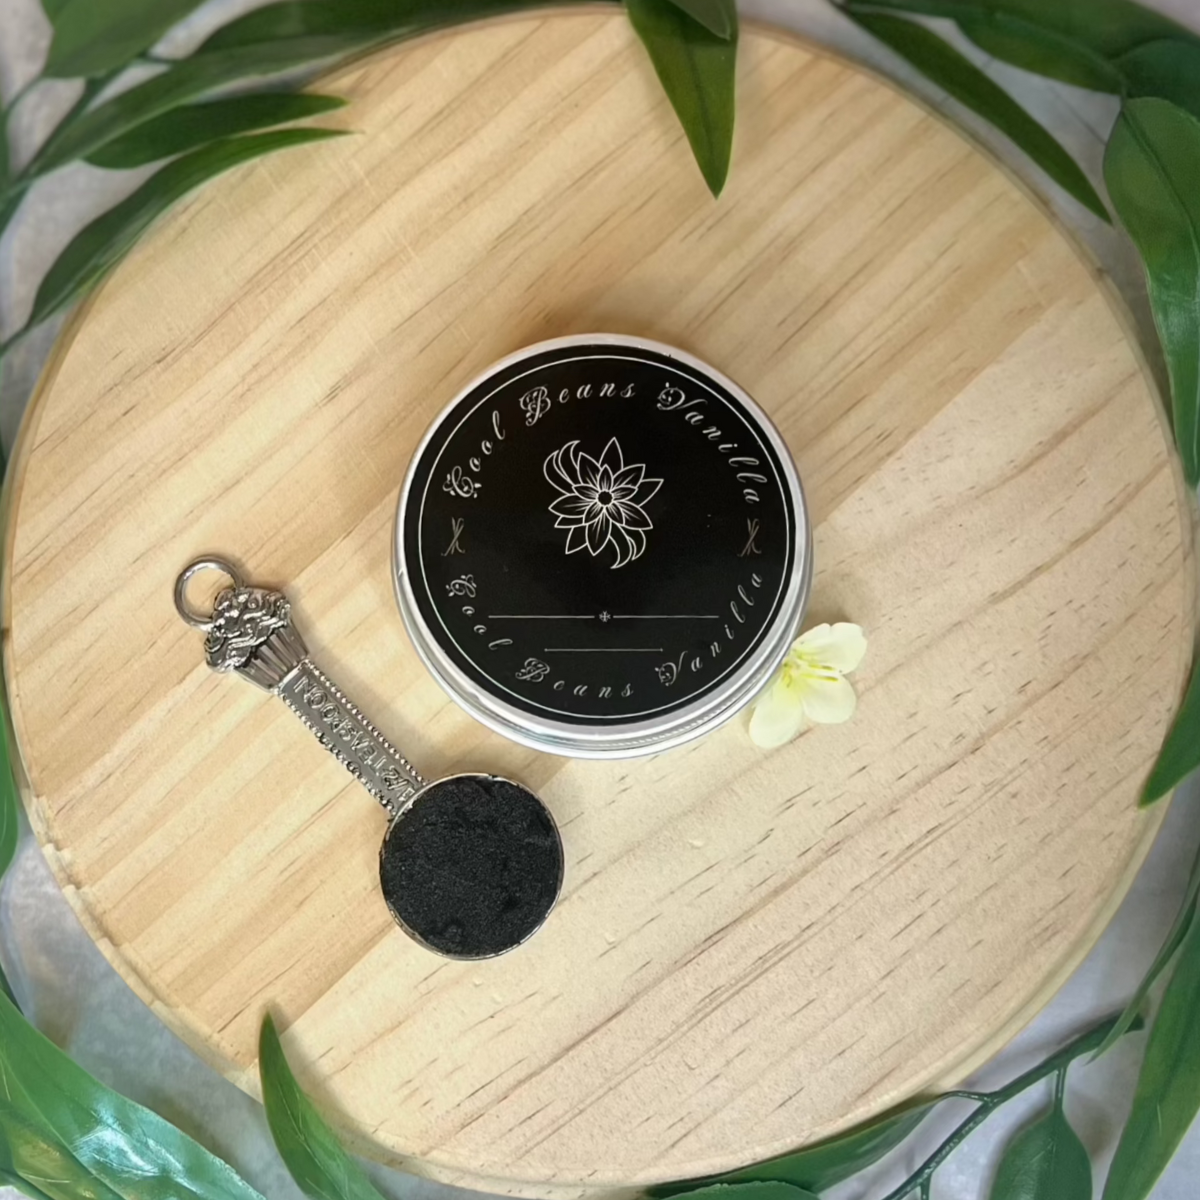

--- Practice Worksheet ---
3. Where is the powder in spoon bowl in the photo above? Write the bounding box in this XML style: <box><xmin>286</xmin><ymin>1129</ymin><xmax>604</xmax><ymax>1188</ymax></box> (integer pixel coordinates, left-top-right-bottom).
<box><xmin>379</xmin><ymin>774</ymin><xmax>564</xmax><ymax>959</ymax></box>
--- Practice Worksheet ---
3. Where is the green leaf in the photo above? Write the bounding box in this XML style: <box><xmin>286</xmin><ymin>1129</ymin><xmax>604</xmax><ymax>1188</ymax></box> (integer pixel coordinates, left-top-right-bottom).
<box><xmin>44</xmin><ymin>0</ymin><xmax>209</xmax><ymax>79</ymax></box>
<box><xmin>625</xmin><ymin>0</ymin><xmax>738</xmax><ymax>196</ymax></box>
<box><xmin>0</xmin><ymin>987</ymin><xmax>265</xmax><ymax>1199</ymax></box>
<box><xmin>1</xmin><ymin>1171</ymin><xmax>57</xmax><ymax>1200</ymax></box>
<box><xmin>664</xmin><ymin>0</ymin><xmax>735</xmax><ymax>40</ymax></box>
<box><xmin>1104</xmin><ymin>98</ymin><xmax>1200</xmax><ymax>489</ymax></box>
<box><xmin>845</xmin><ymin>11</ymin><xmax>1108</xmax><ymax>220</ymax></box>
<box><xmin>29</xmin><ymin>128</ymin><xmax>344</xmax><ymax>331</ymax></box>
<box><xmin>659</xmin><ymin>1186</ymin><xmax>819</xmax><ymax>1200</ymax></box>
<box><xmin>0</xmin><ymin>699</ymin><xmax>21</xmax><ymax>1015</ymax></box>
<box><xmin>1096</xmin><ymin>838</ymin><xmax>1200</xmax><ymax>1057</ymax></box>
<box><xmin>663</xmin><ymin>1016</ymin><xmax>1137</xmax><ymax>1200</ymax></box>
<box><xmin>33</xmin><ymin>51</ymin><xmax>337</xmax><ymax>175</ymax></box>
<box><xmin>1119</xmin><ymin>40</ymin><xmax>1200</xmax><ymax>123</ymax></box>
<box><xmin>30</xmin><ymin>0</ymin><xmax>600</xmax><ymax>176</ymax></box>
<box><xmin>1142</xmin><ymin>658</ymin><xmax>1200</xmax><ymax>805</ymax></box>
<box><xmin>85</xmin><ymin>93</ymin><xmax>347</xmax><ymax>169</ymax></box>
<box><xmin>1103</xmin><ymin>907</ymin><xmax>1200</xmax><ymax>1200</ymax></box>
<box><xmin>197</xmin><ymin>0</ymin><xmax>602</xmax><ymax>54</ymax></box>
<box><xmin>844</xmin><ymin>1</ymin><xmax>1200</xmax><ymax>92</ymax></box>
<box><xmin>952</xmin><ymin>14</ymin><xmax>1121</xmax><ymax>93</ymax></box>
<box><xmin>0</xmin><ymin>186</ymin><xmax>23</xmax><ymax>247</ymax></box>
<box><xmin>0</xmin><ymin>101</ymin><xmax>10</xmax><ymax>190</ymax></box>
<box><xmin>651</xmin><ymin>1104</ymin><xmax>933</xmax><ymax>1196</ymax></box>
<box><xmin>0</xmin><ymin>695</ymin><xmax>20</xmax><ymax>881</ymax></box>
<box><xmin>0</xmin><ymin>1093</ymin><xmax>126</xmax><ymax>1200</ymax></box>
<box><xmin>989</xmin><ymin>1072</ymin><xmax>1091</xmax><ymax>1199</ymax></box>
<box><xmin>259</xmin><ymin>1015</ymin><xmax>387</xmax><ymax>1200</ymax></box>
<box><xmin>0</xmin><ymin>960</ymin><xmax>20</xmax><ymax>1013</ymax></box>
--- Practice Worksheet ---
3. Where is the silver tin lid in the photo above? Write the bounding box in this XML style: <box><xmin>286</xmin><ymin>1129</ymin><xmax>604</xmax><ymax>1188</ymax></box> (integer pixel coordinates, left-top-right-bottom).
<box><xmin>393</xmin><ymin>335</ymin><xmax>812</xmax><ymax>758</ymax></box>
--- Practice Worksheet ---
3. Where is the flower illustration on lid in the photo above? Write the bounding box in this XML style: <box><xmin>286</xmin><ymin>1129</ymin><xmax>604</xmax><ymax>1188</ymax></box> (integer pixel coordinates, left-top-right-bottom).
<box><xmin>544</xmin><ymin>437</ymin><xmax>663</xmax><ymax>569</ymax></box>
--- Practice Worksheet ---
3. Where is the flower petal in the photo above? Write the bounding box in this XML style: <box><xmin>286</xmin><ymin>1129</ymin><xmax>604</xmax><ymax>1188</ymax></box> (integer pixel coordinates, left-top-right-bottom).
<box><xmin>564</xmin><ymin>524</ymin><xmax>588</xmax><ymax>555</ymax></box>
<box><xmin>549</xmin><ymin>494</ymin><xmax>591</xmax><ymax>523</ymax></box>
<box><xmin>629</xmin><ymin>475</ymin><xmax>663</xmax><ymax>507</ymax></box>
<box><xmin>586</xmin><ymin>511</ymin><xmax>611</xmax><ymax>556</ymax></box>
<box><xmin>576</xmin><ymin>483</ymin><xmax>599</xmax><ymax>501</ymax></box>
<box><xmin>543</xmin><ymin>442</ymin><xmax>580</xmax><ymax>493</ymax></box>
<box><xmin>599</xmin><ymin>437</ymin><xmax>624</xmax><ymax>476</ymax></box>
<box><xmin>597</xmin><ymin>466</ymin><xmax>614</xmax><ymax>493</ymax></box>
<box><xmin>793</xmin><ymin>623</ymin><xmax>867</xmax><ymax>674</ymax></box>
<box><xmin>749</xmin><ymin>678</ymin><xmax>808</xmax><ymax>748</ymax></box>
<box><xmin>800</xmin><ymin>673</ymin><xmax>858</xmax><ymax>724</ymax></box>
<box><xmin>609</xmin><ymin>523</ymin><xmax>639</xmax><ymax>568</ymax></box>
<box><xmin>611</xmin><ymin>499</ymin><xmax>652</xmax><ymax>530</ymax></box>
<box><xmin>612</xmin><ymin>463</ymin><xmax>644</xmax><ymax>491</ymax></box>
<box><xmin>577</xmin><ymin>453</ymin><xmax>602</xmax><ymax>490</ymax></box>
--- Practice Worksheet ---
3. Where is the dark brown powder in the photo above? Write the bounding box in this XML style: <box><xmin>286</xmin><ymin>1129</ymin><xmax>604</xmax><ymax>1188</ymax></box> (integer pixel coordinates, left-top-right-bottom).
<box><xmin>379</xmin><ymin>775</ymin><xmax>563</xmax><ymax>959</ymax></box>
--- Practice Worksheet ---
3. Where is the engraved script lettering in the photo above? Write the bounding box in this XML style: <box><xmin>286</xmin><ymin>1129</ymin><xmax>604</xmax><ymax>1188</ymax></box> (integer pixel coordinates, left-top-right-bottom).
<box><xmin>414</xmin><ymin>349</ymin><xmax>792</xmax><ymax>730</ymax></box>
<box><xmin>516</xmin><ymin>658</ymin><xmax>551</xmax><ymax>682</ymax></box>
<box><xmin>520</xmin><ymin>386</ymin><xmax>551</xmax><ymax>426</ymax></box>
<box><xmin>657</xmin><ymin>384</ymin><xmax>706</xmax><ymax>412</ymax></box>
<box><xmin>286</xmin><ymin>670</ymin><xmax>417</xmax><ymax>801</ymax></box>
<box><xmin>524</xmin><ymin>380</ymin><xmax>634</xmax><ymax>426</ymax></box>
<box><xmin>443</xmin><ymin>465</ymin><xmax>480</xmax><ymax>499</ymax></box>
<box><xmin>657</xmin><ymin>381</ymin><xmax>771</xmax><ymax>504</ymax></box>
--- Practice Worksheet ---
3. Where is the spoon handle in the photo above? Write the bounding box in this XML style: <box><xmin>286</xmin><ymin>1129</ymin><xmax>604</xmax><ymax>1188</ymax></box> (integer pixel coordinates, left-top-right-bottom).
<box><xmin>174</xmin><ymin>557</ymin><xmax>426</xmax><ymax>817</ymax></box>
<box><xmin>279</xmin><ymin>661</ymin><xmax>425</xmax><ymax>815</ymax></box>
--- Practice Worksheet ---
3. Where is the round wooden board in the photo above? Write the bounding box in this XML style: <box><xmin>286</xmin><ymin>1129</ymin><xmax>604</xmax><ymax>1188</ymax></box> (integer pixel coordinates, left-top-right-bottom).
<box><xmin>4</xmin><ymin>10</ymin><xmax>1196</xmax><ymax>1195</ymax></box>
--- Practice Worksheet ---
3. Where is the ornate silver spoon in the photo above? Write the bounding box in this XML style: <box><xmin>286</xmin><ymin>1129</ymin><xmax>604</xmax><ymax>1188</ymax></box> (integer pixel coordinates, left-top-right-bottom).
<box><xmin>174</xmin><ymin>557</ymin><xmax>564</xmax><ymax>960</ymax></box>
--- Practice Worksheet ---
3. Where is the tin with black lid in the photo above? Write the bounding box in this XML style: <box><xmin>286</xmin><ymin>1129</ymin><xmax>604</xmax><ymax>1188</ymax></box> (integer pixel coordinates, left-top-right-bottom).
<box><xmin>393</xmin><ymin>335</ymin><xmax>812</xmax><ymax>758</ymax></box>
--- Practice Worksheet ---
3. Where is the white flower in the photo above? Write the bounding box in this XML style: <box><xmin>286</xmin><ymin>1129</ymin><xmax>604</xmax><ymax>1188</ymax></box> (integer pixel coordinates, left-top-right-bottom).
<box><xmin>544</xmin><ymin>437</ymin><xmax>662</xmax><ymax>569</ymax></box>
<box><xmin>748</xmin><ymin>623</ymin><xmax>867</xmax><ymax>748</ymax></box>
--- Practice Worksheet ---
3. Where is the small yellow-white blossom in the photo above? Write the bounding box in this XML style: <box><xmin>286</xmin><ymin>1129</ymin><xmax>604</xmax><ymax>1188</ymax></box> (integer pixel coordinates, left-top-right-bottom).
<box><xmin>748</xmin><ymin>623</ymin><xmax>867</xmax><ymax>748</ymax></box>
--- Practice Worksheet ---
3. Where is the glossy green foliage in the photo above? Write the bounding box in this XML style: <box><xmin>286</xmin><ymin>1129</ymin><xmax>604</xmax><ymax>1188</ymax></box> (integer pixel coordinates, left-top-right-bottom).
<box><xmin>844</xmin><ymin>0</ymin><xmax>1199</xmax><ymax>91</ymax></box>
<box><xmin>664</xmin><ymin>0</ymin><xmax>736</xmax><ymax>39</ymax></box>
<box><xmin>652</xmin><ymin>1105</ymin><xmax>932</xmax><ymax>1197</ymax></box>
<box><xmin>86</xmin><ymin>94</ymin><xmax>347</xmax><ymax>169</ymax></box>
<box><xmin>989</xmin><ymin>1074</ymin><xmax>1091</xmax><ymax>1199</ymax></box>
<box><xmin>31</xmin><ymin>129</ymin><xmax>344</xmax><ymax>328</ymax></box>
<box><xmin>0</xmin><ymin>987</ymin><xmax>265</xmax><ymax>1200</ymax></box>
<box><xmin>1105</xmin><ymin>99</ymin><xmax>1200</xmax><ymax>489</ymax></box>
<box><xmin>259</xmin><ymin>1016</ymin><xmax>387</xmax><ymax>1200</ymax></box>
<box><xmin>1103</xmin><ymin>911</ymin><xmax>1200</xmax><ymax>1199</ymax></box>
<box><xmin>846</xmin><ymin>9</ymin><xmax>1108</xmax><ymax>219</ymax></box>
<box><xmin>43</xmin><ymin>0</ymin><xmax>209</xmax><ymax>78</ymax></box>
<box><xmin>625</xmin><ymin>0</ymin><xmax>738</xmax><ymax>195</ymax></box>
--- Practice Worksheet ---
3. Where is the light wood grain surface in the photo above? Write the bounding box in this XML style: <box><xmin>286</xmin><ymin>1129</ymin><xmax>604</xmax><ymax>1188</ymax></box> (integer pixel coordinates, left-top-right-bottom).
<box><xmin>3</xmin><ymin>11</ymin><xmax>1196</xmax><ymax>1196</ymax></box>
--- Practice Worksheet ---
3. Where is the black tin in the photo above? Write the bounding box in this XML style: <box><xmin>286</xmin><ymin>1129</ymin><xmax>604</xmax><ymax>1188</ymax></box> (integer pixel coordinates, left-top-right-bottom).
<box><xmin>393</xmin><ymin>335</ymin><xmax>812</xmax><ymax>758</ymax></box>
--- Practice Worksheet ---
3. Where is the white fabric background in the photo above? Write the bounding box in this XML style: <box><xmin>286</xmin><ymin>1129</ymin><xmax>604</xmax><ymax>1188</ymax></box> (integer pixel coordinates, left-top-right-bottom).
<box><xmin>0</xmin><ymin>2</ymin><xmax>1198</xmax><ymax>1198</ymax></box>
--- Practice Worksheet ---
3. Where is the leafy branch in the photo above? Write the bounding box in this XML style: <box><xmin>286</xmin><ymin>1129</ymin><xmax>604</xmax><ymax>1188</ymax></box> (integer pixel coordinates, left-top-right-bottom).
<box><xmin>0</xmin><ymin>2</ymin><xmax>1199</xmax><ymax>1200</ymax></box>
<box><xmin>667</xmin><ymin>2</ymin><xmax>1200</xmax><ymax>1197</ymax></box>
<box><xmin>657</xmin><ymin>1013</ymin><xmax>1134</xmax><ymax>1200</ymax></box>
<box><xmin>805</xmin><ymin>2</ymin><xmax>1200</xmax><ymax>1195</ymax></box>
<box><xmin>871</xmin><ymin>1023</ymin><xmax>1107</xmax><ymax>1200</ymax></box>
<box><xmin>0</xmin><ymin>0</ymin><xmax>740</xmax><ymax>366</ymax></box>
<box><xmin>988</xmin><ymin>1065</ymin><xmax>1091</xmax><ymax>1200</ymax></box>
<box><xmin>0</xmin><ymin>0</ymin><xmax>739</xmax><ymax>364</ymax></box>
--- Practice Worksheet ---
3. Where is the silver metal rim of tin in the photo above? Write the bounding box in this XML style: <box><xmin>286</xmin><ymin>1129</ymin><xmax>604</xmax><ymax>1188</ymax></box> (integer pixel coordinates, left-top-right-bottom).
<box><xmin>392</xmin><ymin>333</ymin><xmax>813</xmax><ymax>759</ymax></box>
